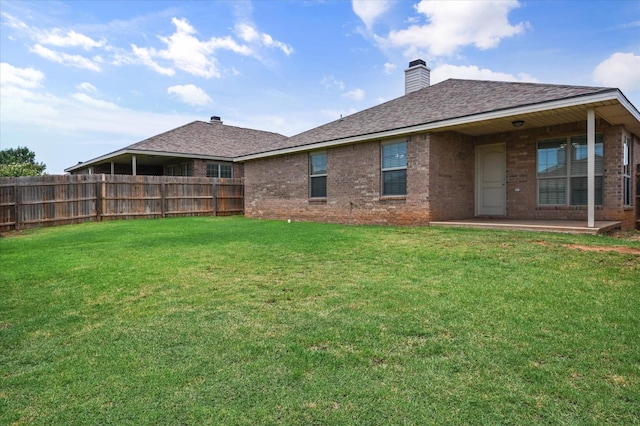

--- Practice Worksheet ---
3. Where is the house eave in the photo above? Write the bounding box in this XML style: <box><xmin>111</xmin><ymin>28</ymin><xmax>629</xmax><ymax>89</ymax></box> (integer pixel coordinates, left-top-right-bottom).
<box><xmin>236</xmin><ymin>90</ymin><xmax>639</xmax><ymax>161</ymax></box>
<box><xmin>65</xmin><ymin>149</ymin><xmax>235</xmax><ymax>172</ymax></box>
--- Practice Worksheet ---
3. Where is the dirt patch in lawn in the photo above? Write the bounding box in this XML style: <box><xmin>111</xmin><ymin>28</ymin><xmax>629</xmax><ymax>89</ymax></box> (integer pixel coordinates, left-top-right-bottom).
<box><xmin>562</xmin><ymin>244</ymin><xmax>640</xmax><ymax>255</ymax></box>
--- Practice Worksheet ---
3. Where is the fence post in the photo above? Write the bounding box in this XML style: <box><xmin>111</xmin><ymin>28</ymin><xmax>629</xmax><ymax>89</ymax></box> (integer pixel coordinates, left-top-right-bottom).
<box><xmin>161</xmin><ymin>181</ymin><xmax>166</xmax><ymax>218</ymax></box>
<box><xmin>14</xmin><ymin>182</ymin><xmax>20</xmax><ymax>231</ymax></box>
<box><xmin>96</xmin><ymin>174</ymin><xmax>105</xmax><ymax>222</ymax></box>
<box><xmin>213</xmin><ymin>180</ymin><xmax>218</xmax><ymax>216</ymax></box>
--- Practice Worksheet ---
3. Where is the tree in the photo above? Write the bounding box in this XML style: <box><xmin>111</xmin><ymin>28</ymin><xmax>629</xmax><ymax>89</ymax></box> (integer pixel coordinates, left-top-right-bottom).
<box><xmin>0</xmin><ymin>147</ymin><xmax>46</xmax><ymax>177</ymax></box>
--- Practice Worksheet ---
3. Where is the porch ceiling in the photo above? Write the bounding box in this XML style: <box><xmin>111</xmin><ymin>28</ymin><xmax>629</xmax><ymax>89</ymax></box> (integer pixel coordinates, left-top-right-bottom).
<box><xmin>96</xmin><ymin>152</ymin><xmax>170</xmax><ymax>167</ymax></box>
<box><xmin>69</xmin><ymin>150</ymin><xmax>234</xmax><ymax>172</ymax></box>
<box><xmin>432</xmin><ymin>99</ymin><xmax>640</xmax><ymax>137</ymax></box>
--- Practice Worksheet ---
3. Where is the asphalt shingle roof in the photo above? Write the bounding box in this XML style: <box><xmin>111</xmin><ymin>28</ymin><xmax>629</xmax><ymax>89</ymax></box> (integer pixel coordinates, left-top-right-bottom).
<box><xmin>260</xmin><ymin>78</ymin><xmax>615</xmax><ymax>154</ymax></box>
<box><xmin>125</xmin><ymin>79</ymin><xmax>614</xmax><ymax>159</ymax></box>
<box><xmin>127</xmin><ymin>121</ymin><xmax>290</xmax><ymax>158</ymax></box>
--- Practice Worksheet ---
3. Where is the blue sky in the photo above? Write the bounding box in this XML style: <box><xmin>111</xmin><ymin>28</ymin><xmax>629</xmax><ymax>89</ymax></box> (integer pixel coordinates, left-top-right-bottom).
<box><xmin>1</xmin><ymin>0</ymin><xmax>639</xmax><ymax>174</ymax></box>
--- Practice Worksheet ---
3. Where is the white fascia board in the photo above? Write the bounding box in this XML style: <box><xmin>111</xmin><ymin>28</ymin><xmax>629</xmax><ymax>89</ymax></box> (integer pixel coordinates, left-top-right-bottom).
<box><xmin>616</xmin><ymin>90</ymin><xmax>640</xmax><ymax>122</ymax></box>
<box><xmin>65</xmin><ymin>149</ymin><xmax>233</xmax><ymax>172</ymax></box>
<box><xmin>237</xmin><ymin>91</ymin><xmax>628</xmax><ymax>161</ymax></box>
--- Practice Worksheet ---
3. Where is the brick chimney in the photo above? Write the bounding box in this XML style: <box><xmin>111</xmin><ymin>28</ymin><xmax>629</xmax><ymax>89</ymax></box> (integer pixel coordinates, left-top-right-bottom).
<box><xmin>404</xmin><ymin>59</ymin><xmax>430</xmax><ymax>95</ymax></box>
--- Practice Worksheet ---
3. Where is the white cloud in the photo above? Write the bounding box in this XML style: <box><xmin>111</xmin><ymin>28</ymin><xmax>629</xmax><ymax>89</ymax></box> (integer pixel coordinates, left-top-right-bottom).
<box><xmin>0</xmin><ymin>83</ymin><xmax>198</xmax><ymax>139</ymax></box>
<box><xmin>384</xmin><ymin>62</ymin><xmax>396</xmax><ymax>74</ymax></box>
<box><xmin>1</xmin><ymin>12</ymin><xmax>30</xmax><ymax>31</ymax></box>
<box><xmin>132</xmin><ymin>17</ymin><xmax>252</xmax><ymax>78</ymax></box>
<box><xmin>262</xmin><ymin>33</ymin><xmax>294</xmax><ymax>56</ymax></box>
<box><xmin>72</xmin><ymin>93</ymin><xmax>121</xmax><ymax>110</ymax></box>
<box><xmin>36</xmin><ymin>29</ymin><xmax>105</xmax><ymax>50</ymax></box>
<box><xmin>379</xmin><ymin>0</ymin><xmax>526</xmax><ymax>57</ymax></box>
<box><xmin>343</xmin><ymin>88</ymin><xmax>365</xmax><ymax>101</ymax></box>
<box><xmin>130</xmin><ymin>45</ymin><xmax>176</xmax><ymax>76</ymax></box>
<box><xmin>0</xmin><ymin>62</ymin><xmax>45</xmax><ymax>88</ymax></box>
<box><xmin>31</xmin><ymin>44</ymin><xmax>101</xmax><ymax>71</ymax></box>
<box><xmin>321</xmin><ymin>75</ymin><xmax>345</xmax><ymax>91</ymax></box>
<box><xmin>235</xmin><ymin>23</ymin><xmax>293</xmax><ymax>56</ymax></box>
<box><xmin>236</xmin><ymin>22</ymin><xmax>260</xmax><ymax>43</ymax></box>
<box><xmin>593</xmin><ymin>52</ymin><xmax>640</xmax><ymax>92</ymax></box>
<box><xmin>167</xmin><ymin>84</ymin><xmax>212</xmax><ymax>106</ymax></box>
<box><xmin>352</xmin><ymin>0</ymin><xmax>393</xmax><ymax>30</ymax></box>
<box><xmin>431</xmin><ymin>64</ymin><xmax>539</xmax><ymax>84</ymax></box>
<box><xmin>76</xmin><ymin>82</ymin><xmax>97</xmax><ymax>93</ymax></box>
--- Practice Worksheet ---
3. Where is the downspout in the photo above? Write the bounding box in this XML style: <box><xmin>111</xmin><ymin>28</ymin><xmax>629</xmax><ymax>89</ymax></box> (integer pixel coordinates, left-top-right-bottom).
<box><xmin>587</xmin><ymin>108</ymin><xmax>595</xmax><ymax>228</ymax></box>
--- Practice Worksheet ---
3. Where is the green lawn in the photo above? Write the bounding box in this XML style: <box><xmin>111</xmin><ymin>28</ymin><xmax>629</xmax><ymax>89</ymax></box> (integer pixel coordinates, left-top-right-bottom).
<box><xmin>1</xmin><ymin>217</ymin><xmax>639</xmax><ymax>425</ymax></box>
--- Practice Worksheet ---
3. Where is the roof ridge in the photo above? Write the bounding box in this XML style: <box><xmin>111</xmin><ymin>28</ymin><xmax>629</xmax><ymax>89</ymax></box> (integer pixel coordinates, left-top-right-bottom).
<box><xmin>440</xmin><ymin>78</ymin><xmax>614</xmax><ymax>91</ymax></box>
<box><xmin>193</xmin><ymin>120</ymin><xmax>289</xmax><ymax>138</ymax></box>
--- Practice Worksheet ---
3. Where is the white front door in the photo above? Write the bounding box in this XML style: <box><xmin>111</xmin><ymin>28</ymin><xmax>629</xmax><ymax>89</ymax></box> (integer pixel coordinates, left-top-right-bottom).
<box><xmin>476</xmin><ymin>143</ymin><xmax>506</xmax><ymax>216</ymax></box>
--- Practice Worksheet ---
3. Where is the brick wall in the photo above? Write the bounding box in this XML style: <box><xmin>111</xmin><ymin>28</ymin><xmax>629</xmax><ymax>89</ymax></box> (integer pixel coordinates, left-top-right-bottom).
<box><xmin>245</xmin><ymin>137</ymin><xmax>430</xmax><ymax>225</ymax></box>
<box><xmin>428</xmin><ymin>132</ymin><xmax>475</xmax><ymax>220</ymax></box>
<box><xmin>476</xmin><ymin>120</ymin><xmax>636</xmax><ymax>228</ymax></box>
<box><xmin>634</xmin><ymin>134</ymin><xmax>640</xmax><ymax>229</ymax></box>
<box><xmin>245</xmin><ymin>120</ymin><xmax>638</xmax><ymax>230</ymax></box>
<box><xmin>189</xmin><ymin>160</ymin><xmax>242</xmax><ymax>178</ymax></box>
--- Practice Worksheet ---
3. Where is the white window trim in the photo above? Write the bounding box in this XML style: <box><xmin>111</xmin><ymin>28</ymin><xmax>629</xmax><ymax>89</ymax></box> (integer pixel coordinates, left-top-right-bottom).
<box><xmin>536</xmin><ymin>134</ymin><xmax>603</xmax><ymax>206</ymax></box>
<box><xmin>381</xmin><ymin>140</ymin><xmax>408</xmax><ymax>196</ymax></box>
<box><xmin>309</xmin><ymin>151</ymin><xmax>327</xmax><ymax>199</ymax></box>
<box><xmin>207</xmin><ymin>162</ymin><xmax>233</xmax><ymax>178</ymax></box>
<box><xmin>623</xmin><ymin>136</ymin><xmax>632</xmax><ymax>207</ymax></box>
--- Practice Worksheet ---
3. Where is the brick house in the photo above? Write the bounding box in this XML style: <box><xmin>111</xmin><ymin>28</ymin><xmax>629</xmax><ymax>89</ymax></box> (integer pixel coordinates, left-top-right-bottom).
<box><xmin>238</xmin><ymin>61</ymin><xmax>640</xmax><ymax>230</ymax></box>
<box><xmin>66</xmin><ymin>61</ymin><xmax>640</xmax><ymax>230</ymax></box>
<box><xmin>65</xmin><ymin>116</ymin><xmax>289</xmax><ymax>179</ymax></box>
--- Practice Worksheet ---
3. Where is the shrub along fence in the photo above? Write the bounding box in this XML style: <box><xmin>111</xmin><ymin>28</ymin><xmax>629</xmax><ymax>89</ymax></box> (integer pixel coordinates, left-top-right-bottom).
<box><xmin>0</xmin><ymin>175</ymin><xmax>244</xmax><ymax>232</ymax></box>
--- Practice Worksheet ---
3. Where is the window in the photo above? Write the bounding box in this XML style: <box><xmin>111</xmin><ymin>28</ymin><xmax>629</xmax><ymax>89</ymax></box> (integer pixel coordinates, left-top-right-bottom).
<box><xmin>382</xmin><ymin>141</ymin><xmax>407</xmax><ymax>196</ymax></box>
<box><xmin>537</xmin><ymin>134</ymin><xmax>603</xmax><ymax>206</ymax></box>
<box><xmin>623</xmin><ymin>136</ymin><xmax>632</xmax><ymax>206</ymax></box>
<box><xmin>207</xmin><ymin>163</ymin><xmax>233</xmax><ymax>178</ymax></box>
<box><xmin>167</xmin><ymin>162</ymin><xmax>192</xmax><ymax>176</ymax></box>
<box><xmin>309</xmin><ymin>152</ymin><xmax>327</xmax><ymax>198</ymax></box>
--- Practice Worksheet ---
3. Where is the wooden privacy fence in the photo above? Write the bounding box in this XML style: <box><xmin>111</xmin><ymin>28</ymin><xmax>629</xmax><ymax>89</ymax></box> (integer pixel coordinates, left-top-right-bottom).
<box><xmin>0</xmin><ymin>175</ymin><xmax>244</xmax><ymax>232</ymax></box>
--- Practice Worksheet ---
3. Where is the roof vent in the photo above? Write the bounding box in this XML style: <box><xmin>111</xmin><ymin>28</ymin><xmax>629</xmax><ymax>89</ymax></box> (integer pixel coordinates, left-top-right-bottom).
<box><xmin>210</xmin><ymin>116</ymin><xmax>223</xmax><ymax>124</ymax></box>
<box><xmin>405</xmin><ymin>59</ymin><xmax>430</xmax><ymax>95</ymax></box>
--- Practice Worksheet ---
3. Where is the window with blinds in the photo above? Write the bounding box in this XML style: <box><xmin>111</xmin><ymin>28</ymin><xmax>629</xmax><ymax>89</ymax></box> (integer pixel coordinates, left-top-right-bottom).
<box><xmin>309</xmin><ymin>152</ymin><xmax>327</xmax><ymax>198</ymax></box>
<box><xmin>381</xmin><ymin>141</ymin><xmax>407</xmax><ymax>196</ymax></box>
<box><xmin>537</xmin><ymin>134</ymin><xmax>603</xmax><ymax>206</ymax></box>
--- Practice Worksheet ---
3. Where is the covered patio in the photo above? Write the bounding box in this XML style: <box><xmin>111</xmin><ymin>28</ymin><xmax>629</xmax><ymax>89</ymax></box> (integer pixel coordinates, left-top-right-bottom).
<box><xmin>429</xmin><ymin>219</ymin><xmax>621</xmax><ymax>235</ymax></box>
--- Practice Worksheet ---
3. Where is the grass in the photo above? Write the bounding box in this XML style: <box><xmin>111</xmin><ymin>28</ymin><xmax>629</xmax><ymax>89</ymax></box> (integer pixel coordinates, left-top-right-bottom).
<box><xmin>1</xmin><ymin>217</ymin><xmax>639</xmax><ymax>425</ymax></box>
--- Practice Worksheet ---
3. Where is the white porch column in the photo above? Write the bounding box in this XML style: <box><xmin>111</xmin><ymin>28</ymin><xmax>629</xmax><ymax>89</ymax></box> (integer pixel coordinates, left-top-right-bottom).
<box><xmin>587</xmin><ymin>108</ymin><xmax>595</xmax><ymax>228</ymax></box>
<box><xmin>132</xmin><ymin>155</ymin><xmax>137</xmax><ymax>176</ymax></box>
<box><xmin>110</xmin><ymin>161</ymin><xmax>114</xmax><ymax>175</ymax></box>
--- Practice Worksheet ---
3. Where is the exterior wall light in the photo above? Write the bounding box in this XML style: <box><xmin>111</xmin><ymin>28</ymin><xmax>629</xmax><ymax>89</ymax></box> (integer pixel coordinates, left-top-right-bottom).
<box><xmin>512</xmin><ymin>120</ymin><xmax>525</xmax><ymax>128</ymax></box>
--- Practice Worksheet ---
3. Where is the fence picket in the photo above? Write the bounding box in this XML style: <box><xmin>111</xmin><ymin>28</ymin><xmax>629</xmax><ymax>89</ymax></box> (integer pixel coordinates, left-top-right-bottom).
<box><xmin>0</xmin><ymin>175</ymin><xmax>243</xmax><ymax>232</ymax></box>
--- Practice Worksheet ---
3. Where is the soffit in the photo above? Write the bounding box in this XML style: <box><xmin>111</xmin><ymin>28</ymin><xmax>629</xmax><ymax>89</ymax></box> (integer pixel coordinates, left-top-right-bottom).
<box><xmin>435</xmin><ymin>99</ymin><xmax>636</xmax><ymax>136</ymax></box>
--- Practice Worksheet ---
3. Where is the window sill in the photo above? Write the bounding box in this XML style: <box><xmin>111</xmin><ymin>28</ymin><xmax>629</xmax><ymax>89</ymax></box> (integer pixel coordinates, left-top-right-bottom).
<box><xmin>380</xmin><ymin>195</ymin><xmax>407</xmax><ymax>202</ymax></box>
<box><xmin>308</xmin><ymin>198</ymin><xmax>327</xmax><ymax>204</ymax></box>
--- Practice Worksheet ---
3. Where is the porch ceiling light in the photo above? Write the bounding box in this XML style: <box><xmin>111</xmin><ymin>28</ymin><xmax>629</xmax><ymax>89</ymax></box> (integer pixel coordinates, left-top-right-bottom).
<box><xmin>512</xmin><ymin>120</ymin><xmax>525</xmax><ymax>128</ymax></box>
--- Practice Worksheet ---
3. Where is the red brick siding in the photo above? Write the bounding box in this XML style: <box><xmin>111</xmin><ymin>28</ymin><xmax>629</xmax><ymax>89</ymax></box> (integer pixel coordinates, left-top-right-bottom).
<box><xmin>192</xmin><ymin>160</ymin><xmax>242</xmax><ymax>178</ymax></box>
<box><xmin>476</xmin><ymin>121</ymin><xmax>637</xmax><ymax>229</ymax></box>
<box><xmin>634</xmin><ymin>134</ymin><xmax>640</xmax><ymax>229</ymax></box>
<box><xmin>245</xmin><ymin>137</ymin><xmax>430</xmax><ymax>225</ymax></box>
<box><xmin>245</xmin><ymin>120</ymin><xmax>638</xmax><ymax>230</ymax></box>
<box><xmin>428</xmin><ymin>132</ymin><xmax>475</xmax><ymax>220</ymax></box>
